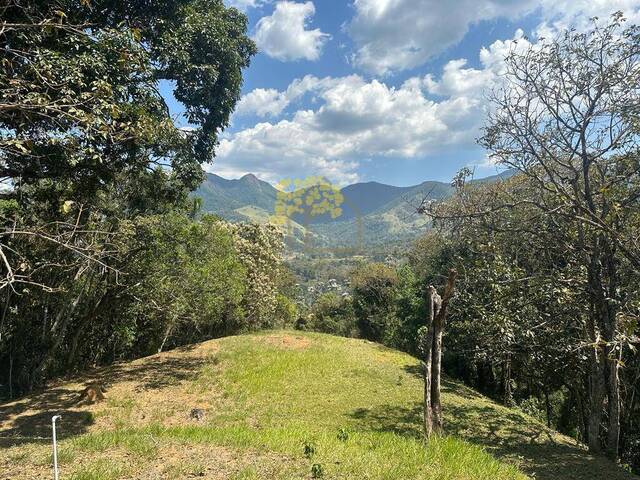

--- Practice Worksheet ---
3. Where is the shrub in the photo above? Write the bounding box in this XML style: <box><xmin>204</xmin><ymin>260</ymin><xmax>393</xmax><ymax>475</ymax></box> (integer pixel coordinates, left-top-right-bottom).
<box><xmin>307</xmin><ymin>293</ymin><xmax>357</xmax><ymax>337</ymax></box>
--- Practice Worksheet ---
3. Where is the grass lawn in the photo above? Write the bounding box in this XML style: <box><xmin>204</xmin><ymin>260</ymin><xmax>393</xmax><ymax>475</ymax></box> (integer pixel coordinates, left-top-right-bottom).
<box><xmin>0</xmin><ymin>331</ymin><xmax>635</xmax><ymax>479</ymax></box>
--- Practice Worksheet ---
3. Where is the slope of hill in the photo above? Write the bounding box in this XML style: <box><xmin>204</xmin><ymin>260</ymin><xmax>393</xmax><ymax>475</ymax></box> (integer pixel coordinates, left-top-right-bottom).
<box><xmin>1</xmin><ymin>332</ymin><xmax>632</xmax><ymax>480</ymax></box>
<box><xmin>196</xmin><ymin>173</ymin><xmax>278</xmax><ymax>220</ymax></box>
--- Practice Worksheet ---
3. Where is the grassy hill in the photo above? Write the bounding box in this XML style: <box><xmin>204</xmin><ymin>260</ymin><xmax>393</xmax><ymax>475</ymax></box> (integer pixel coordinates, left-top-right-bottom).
<box><xmin>1</xmin><ymin>332</ymin><xmax>632</xmax><ymax>479</ymax></box>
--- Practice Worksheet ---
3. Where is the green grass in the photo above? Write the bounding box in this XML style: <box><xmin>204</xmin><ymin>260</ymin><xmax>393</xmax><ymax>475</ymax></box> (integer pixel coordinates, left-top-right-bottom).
<box><xmin>1</xmin><ymin>331</ymin><xmax>634</xmax><ymax>479</ymax></box>
<box><xmin>68</xmin><ymin>459</ymin><xmax>127</xmax><ymax>480</ymax></box>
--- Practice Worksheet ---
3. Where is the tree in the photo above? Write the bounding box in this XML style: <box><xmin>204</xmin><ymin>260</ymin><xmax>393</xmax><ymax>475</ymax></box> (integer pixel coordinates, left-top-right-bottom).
<box><xmin>350</xmin><ymin>263</ymin><xmax>398</xmax><ymax>342</ymax></box>
<box><xmin>0</xmin><ymin>0</ymin><xmax>256</xmax><ymax>395</ymax></box>
<box><xmin>429</xmin><ymin>13</ymin><xmax>640</xmax><ymax>458</ymax></box>
<box><xmin>421</xmin><ymin>269</ymin><xmax>456</xmax><ymax>438</ymax></box>
<box><xmin>0</xmin><ymin>0</ymin><xmax>256</xmax><ymax>290</ymax></box>
<box><xmin>127</xmin><ymin>214</ymin><xmax>247</xmax><ymax>354</ymax></box>
<box><xmin>308</xmin><ymin>292</ymin><xmax>356</xmax><ymax>337</ymax></box>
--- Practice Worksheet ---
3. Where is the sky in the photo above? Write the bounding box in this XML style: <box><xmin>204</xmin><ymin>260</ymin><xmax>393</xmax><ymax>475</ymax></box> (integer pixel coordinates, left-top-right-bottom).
<box><xmin>163</xmin><ymin>0</ymin><xmax>640</xmax><ymax>187</ymax></box>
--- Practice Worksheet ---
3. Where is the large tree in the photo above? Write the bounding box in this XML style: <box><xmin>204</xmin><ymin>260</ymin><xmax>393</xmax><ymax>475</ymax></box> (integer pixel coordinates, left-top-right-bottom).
<box><xmin>0</xmin><ymin>0</ymin><xmax>255</xmax><ymax>288</ymax></box>
<box><xmin>0</xmin><ymin>0</ymin><xmax>256</xmax><ymax>393</ymax></box>
<box><xmin>470</xmin><ymin>13</ymin><xmax>639</xmax><ymax>458</ymax></box>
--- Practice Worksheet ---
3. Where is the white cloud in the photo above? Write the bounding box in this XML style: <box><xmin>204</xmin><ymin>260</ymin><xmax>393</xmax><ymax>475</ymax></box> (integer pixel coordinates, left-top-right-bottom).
<box><xmin>535</xmin><ymin>0</ymin><xmax>640</xmax><ymax>38</ymax></box>
<box><xmin>220</xmin><ymin>4</ymin><xmax>640</xmax><ymax>182</ymax></box>
<box><xmin>235</xmin><ymin>88</ymin><xmax>290</xmax><ymax>117</ymax></box>
<box><xmin>254</xmin><ymin>1</ymin><xmax>330</xmax><ymax>61</ymax></box>
<box><xmin>346</xmin><ymin>0</ymin><xmax>640</xmax><ymax>75</ymax></box>
<box><xmin>423</xmin><ymin>59</ymin><xmax>494</xmax><ymax>97</ymax></box>
<box><xmin>234</xmin><ymin>75</ymin><xmax>359</xmax><ymax>118</ymax></box>
<box><xmin>225</xmin><ymin>0</ymin><xmax>267</xmax><ymax>11</ymax></box>
<box><xmin>347</xmin><ymin>0</ymin><xmax>536</xmax><ymax>75</ymax></box>
<box><xmin>212</xmin><ymin>61</ymin><xmax>500</xmax><ymax>183</ymax></box>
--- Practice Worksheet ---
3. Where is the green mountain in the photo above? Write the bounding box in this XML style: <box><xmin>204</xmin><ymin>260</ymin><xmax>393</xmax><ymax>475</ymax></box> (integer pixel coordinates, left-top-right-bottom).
<box><xmin>194</xmin><ymin>171</ymin><xmax>509</xmax><ymax>249</ymax></box>
<box><xmin>196</xmin><ymin>173</ymin><xmax>278</xmax><ymax>221</ymax></box>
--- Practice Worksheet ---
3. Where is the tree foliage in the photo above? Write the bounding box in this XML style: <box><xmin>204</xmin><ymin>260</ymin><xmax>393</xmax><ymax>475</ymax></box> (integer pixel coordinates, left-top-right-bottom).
<box><xmin>0</xmin><ymin>0</ymin><xmax>269</xmax><ymax>397</ymax></box>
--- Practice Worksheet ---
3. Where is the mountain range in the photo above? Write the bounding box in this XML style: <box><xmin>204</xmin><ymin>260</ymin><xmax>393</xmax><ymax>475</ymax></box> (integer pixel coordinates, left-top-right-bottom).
<box><xmin>194</xmin><ymin>171</ymin><xmax>510</xmax><ymax>251</ymax></box>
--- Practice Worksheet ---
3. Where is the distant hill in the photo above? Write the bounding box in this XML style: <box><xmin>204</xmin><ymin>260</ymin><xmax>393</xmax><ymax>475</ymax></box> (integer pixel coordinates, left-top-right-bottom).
<box><xmin>196</xmin><ymin>173</ymin><xmax>278</xmax><ymax>221</ymax></box>
<box><xmin>194</xmin><ymin>171</ymin><xmax>511</xmax><ymax>249</ymax></box>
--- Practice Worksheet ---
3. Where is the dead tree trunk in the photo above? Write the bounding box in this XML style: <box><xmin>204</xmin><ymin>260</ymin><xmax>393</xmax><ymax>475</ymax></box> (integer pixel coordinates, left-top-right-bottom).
<box><xmin>423</xmin><ymin>288</ymin><xmax>436</xmax><ymax>439</ymax></box>
<box><xmin>424</xmin><ymin>269</ymin><xmax>457</xmax><ymax>439</ymax></box>
<box><xmin>429</xmin><ymin>286</ymin><xmax>442</xmax><ymax>434</ymax></box>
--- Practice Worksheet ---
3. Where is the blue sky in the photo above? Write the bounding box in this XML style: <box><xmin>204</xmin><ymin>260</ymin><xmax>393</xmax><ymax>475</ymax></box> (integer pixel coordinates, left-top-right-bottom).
<box><xmin>163</xmin><ymin>0</ymin><xmax>640</xmax><ymax>186</ymax></box>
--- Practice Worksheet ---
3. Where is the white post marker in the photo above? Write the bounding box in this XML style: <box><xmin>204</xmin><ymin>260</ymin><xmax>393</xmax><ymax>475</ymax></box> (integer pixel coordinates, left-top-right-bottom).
<box><xmin>51</xmin><ymin>415</ymin><xmax>61</xmax><ymax>480</ymax></box>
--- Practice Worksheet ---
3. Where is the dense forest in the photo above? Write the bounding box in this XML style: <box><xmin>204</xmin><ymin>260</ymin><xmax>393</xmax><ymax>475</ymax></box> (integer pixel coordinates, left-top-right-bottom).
<box><xmin>0</xmin><ymin>0</ymin><xmax>298</xmax><ymax>395</ymax></box>
<box><xmin>1</xmin><ymin>0</ymin><xmax>639</xmax><ymax>476</ymax></box>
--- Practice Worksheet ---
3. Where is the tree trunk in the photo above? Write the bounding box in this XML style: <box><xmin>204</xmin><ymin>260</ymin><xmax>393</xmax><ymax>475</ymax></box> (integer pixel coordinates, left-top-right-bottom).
<box><xmin>502</xmin><ymin>353</ymin><xmax>513</xmax><ymax>407</ymax></box>
<box><xmin>574</xmin><ymin>383</ymin><xmax>588</xmax><ymax>443</ymax></box>
<box><xmin>8</xmin><ymin>350</ymin><xmax>13</xmax><ymax>399</ymax></box>
<box><xmin>606</xmin><ymin>342</ymin><xmax>621</xmax><ymax>460</ymax></box>
<box><xmin>423</xmin><ymin>289</ymin><xmax>436</xmax><ymax>439</ymax></box>
<box><xmin>431</xmin><ymin>291</ymin><xmax>443</xmax><ymax>434</ymax></box>
<box><xmin>603</xmin><ymin>240</ymin><xmax>621</xmax><ymax>461</ymax></box>
<box><xmin>427</xmin><ymin>269</ymin><xmax>457</xmax><ymax>437</ymax></box>
<box><xmin>544</xmin><ymin>389</ymin><xmax>551</xmax><ymax>428</ymax></box>
<box><xmin>587</xmin><ymin>341</ymin><xmax>606</xmax><ymax>453</ymax></box>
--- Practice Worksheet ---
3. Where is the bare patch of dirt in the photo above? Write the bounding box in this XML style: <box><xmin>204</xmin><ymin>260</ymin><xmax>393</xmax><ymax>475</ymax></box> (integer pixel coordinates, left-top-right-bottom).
<box><xmin>261</xmin><ymin>334</ymin><xmax>311</xmax><ymax>350</ymax></box>
<box><xmin>0</xmin><ymin>340</ymin><xmax>223</xmax><ymax>447</ymax></box>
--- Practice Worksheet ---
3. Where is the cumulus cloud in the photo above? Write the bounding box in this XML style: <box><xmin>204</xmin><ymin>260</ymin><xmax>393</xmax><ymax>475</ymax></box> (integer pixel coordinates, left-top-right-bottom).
<box><xmin>347</xmin><ymin>0</ymin><xmax>536</xmax><ymax>75</ymax></box>
<box><xmin>234</xmin><ymin>75</ymin><xmax>337</xmax><ymax>118</ymax></box>
<box><xmin>254</xmin><ymin>1</ymin><xmax>330</xmax><ymax>61</ymax></box>
<box><xmin>225</xmin><ymin>0</ymin><xmax>267</xmax><ymax>11</ymax></box>
<box><xmin>235</xmin><ymin>89</ymin><xmax>289</xmax><ymax>117</ymax></box>
<box><xmin>346</xmin><ymin>0</ymin><xmax>640</xmax><ymax>75</ymax></box>
<box><xmin>535</xmin><ymin>0</ymin><xmax>640</xmax><ymax>38</ymax></box>
<box><xmin>219</xmin><ymin>3</ymin><xmax>640</xmax><ymax>182</ymax></box>
<box><xmin>212</xmin><ymin>50</ymin><xmax>509</xmax><ymax>183</ymax></box>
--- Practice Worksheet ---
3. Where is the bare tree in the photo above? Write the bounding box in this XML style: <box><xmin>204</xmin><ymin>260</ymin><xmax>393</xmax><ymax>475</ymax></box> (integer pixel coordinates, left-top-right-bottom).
<box><xmin>423</xmin><ymin>268</ymin><xmax>457</xmax><ymax>438</ymax></box>
<box><xmin>473</xmin><ymin>13</ymin><xmax>640</xmax><ymax>458</ymax></box>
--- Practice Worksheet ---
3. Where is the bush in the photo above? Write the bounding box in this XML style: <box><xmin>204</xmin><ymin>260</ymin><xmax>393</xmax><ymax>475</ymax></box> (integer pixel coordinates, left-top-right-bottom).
<box><xmin>350</xmin><ymin>263</ymin><xmax>398</xmax><ymax>342</ymax></box>
<box><xmin>307</xmin><ymin>293</ymin><xmax>357</xmax><ymax>337</ymax></box>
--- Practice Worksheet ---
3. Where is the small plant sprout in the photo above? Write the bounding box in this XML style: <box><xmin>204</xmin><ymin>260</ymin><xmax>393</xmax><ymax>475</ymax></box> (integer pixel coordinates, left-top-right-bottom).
<box><xmin>337</xmin><ymin>428</ymin><xmax>349</xmax><ymax>442</ymax></box>
<box><xmin>303</xmin><ymin>440</ymin><xmax>316</xmax><ymax>458</ymax></box>
<box><xmin>311</xmin><ymin>463</ymin><xmax>324</xmax><ymax>478</ymax></box>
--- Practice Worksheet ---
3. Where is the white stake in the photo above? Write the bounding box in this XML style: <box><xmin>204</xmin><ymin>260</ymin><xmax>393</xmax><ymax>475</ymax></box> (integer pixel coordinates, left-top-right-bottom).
<box><xmin>51</xmin><ymin>415</ymin><xmax>61</xmax><ymax>480</ymax></box>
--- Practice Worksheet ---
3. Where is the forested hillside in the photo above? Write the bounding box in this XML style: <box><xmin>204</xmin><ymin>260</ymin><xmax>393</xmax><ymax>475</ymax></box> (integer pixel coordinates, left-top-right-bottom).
<box><xmin>195</xmin><ymin>173</ymin><xmax>455</xmax><ymax>247</ymax></box>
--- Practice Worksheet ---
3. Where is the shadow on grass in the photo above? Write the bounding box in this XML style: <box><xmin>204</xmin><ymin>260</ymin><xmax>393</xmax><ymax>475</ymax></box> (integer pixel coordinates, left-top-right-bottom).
<box><xmin>0</xmin><ymin>387</ymin><xmax>94</xmax><ymax>448</ymax></box>
<box><xmin>0</xmin><ymin>354</ymin><xmax>207</xmax><ymax>448</ymax></box>
<box><xmin>350</xmin><ymin>403</ymin><xmax>423</xmax><ymax>439</ymax></box>
<box><xmin>349</xmin><ymin>377</ymin><xmax>635</xmax><ymax>480</ymax></box>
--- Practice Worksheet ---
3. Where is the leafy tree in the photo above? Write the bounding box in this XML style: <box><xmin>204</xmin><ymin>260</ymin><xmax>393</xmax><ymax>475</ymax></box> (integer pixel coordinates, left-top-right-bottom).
<box><xmin>350</xmin><ymin>263</ymin><xmax>399</xmax><ymax>343</ymax></box>
<box><xmin>0</xmin><ymin>0</ymin><xmax>256</xmax><ymax>395</ymax></box>
<box><xmin>127</xmin><ymin>214</ymin><xmax>247</xmax><ymax>354</ymax></box>
<box><xmin>225</xmin><ymin>222</ymin><xmax>287</xmax><ymax>329</ymax></box>
<box><xmin>308</xmin><ymin>292</ymin><xmax>356</xmax><ymax>337</ymax></box>
<box><xmin>476</xmin><ymin>13</ymin><xmax>640</xmax><ymax>458</ymax></box>
<box><xmin>0</xmin><ymin>0</ymin><xmax>256</xmax><ymax>290</ymax></box>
